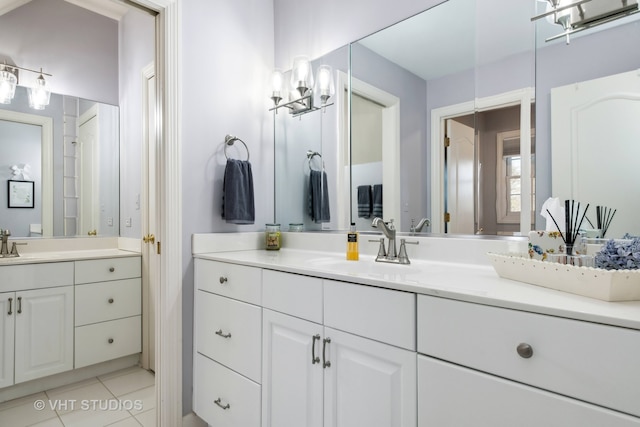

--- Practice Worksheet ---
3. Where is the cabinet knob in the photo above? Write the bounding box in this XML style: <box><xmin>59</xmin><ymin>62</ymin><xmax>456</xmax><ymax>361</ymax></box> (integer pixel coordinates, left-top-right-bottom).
<box><xmin>109</xmin><ymin>267</ymin><xmax>115</xmax><ymax>273</ymax></box>
<box><xmin>108</xmin><ymin>298</ymin><xmax>114</xmax><ymax>304</ymax></box>
<box><xmin>108</xmin><ymin>338</ymin><xmax>114</xmax><ymax>344</ymax></box>
<box><xmin>219</xmin><ymin>276</ymin><xmax>228</xmax><ymax>284</ymax></box>
<box><xmin>516</xmin><ymin>343</ymin><xmax>533</xmax><ymax>359</ymax></box>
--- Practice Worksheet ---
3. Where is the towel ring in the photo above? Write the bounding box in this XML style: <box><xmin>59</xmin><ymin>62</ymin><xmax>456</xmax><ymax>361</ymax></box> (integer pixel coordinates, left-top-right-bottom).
<box><xmin>224</xmin><ymin>135</ymin><xmax>250</xmax><ymax>161</ymax></box>
<box><xmin>306</xmin><ymin>150</ymin><xmax>324</xmax><ymax>172</ymax></box>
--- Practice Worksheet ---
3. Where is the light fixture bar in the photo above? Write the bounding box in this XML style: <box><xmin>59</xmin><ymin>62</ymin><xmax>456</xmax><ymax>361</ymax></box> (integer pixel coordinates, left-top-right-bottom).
<box><xmin>0</xmin><ymin>62</ymin><xmax>52</xmax><ymax>77</ymax></box>
<box><xmin>544</xmin><ymin>5</ymin><xmax>639</xmax><ymax>41</ymax></box>
<box><xmin>530</xmin><ymin>0</ymin><xmax>592</xmax><ymax>22</ymax></box>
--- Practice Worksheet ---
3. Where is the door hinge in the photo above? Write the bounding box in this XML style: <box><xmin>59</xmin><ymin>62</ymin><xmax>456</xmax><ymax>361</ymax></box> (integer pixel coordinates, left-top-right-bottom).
<box><xmin>444</xmin><ymin>136</ymin><xmax>450</xmax><ymax>147</ymax></box>
<box><xmin>444</xmin><ymin>212</ymin><xmax>451</xmax><ymax>223</ymax></box>
<box><xmin>157</xmin><ymin>241</ymin><xmax>161</xmax><ymax>255</ymax></box>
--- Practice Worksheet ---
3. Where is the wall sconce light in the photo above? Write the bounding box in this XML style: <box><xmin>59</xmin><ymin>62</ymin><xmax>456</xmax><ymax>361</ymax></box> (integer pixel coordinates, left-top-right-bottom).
<box><xmin>269</xmin><ymin>55</ymin><xmax>335</xmax><ymax>117</ymax></box>
<box><xmin>532</xmin><ymin>0</ymin><xmax>639</xmax><ymax>44</ymax></box>
<box><xmin>0</xmin><ymin>62</ymin><xmax>52</xmax><ymax>109</ymax></box>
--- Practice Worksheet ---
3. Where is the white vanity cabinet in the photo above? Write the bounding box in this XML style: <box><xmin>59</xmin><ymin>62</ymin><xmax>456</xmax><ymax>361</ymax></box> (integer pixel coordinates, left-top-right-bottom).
<box><xmin>74</xmin><ymin>257</ymin><xmax>142</xmax><ymax>368</ymax></box>
<box><xmin>261</xmin><ymin>270</ymin><xmax>417</xmax><ymax>427</ymax></box>
<box><xmin>193</xmin><ymin>259</ymin><xmax>262</xmax><ymax>427</ymax></box>
<box><xmin>417</xmin><ymin>295</ymin><xmax>640</xmax><ymax>426</ymax></box>
<box><xmin>0</xmin><ymin>262</ymin><xmax>75</xmax><ymax>389</ymax></box>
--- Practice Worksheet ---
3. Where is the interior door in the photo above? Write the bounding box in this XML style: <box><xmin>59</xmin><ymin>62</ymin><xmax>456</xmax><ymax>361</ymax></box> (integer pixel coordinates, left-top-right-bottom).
<box><xmin>551</xmin><ymin>70</ymin><xmax>640</xmax><ymax>238</ymax></box>
<box><xmin>142</xmin><ymin>63</ymin><xmax>159</xmax><ymax>371</ymax></box>
<box><xmin>446</xmin><ymin>119</ymin><xmax>476</xmax><ymax>234</ymax></box>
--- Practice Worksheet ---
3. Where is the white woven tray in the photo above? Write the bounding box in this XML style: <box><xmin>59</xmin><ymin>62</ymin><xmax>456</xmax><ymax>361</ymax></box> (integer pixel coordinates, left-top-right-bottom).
<box><xmin>487</xmin><ymin>253</ymin><xmax>640</xmax><ymax>302</ymax></box>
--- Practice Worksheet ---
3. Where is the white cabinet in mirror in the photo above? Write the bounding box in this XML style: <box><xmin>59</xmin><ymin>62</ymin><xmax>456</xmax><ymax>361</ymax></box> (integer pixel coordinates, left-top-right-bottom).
<box><xmin>0</xmin><ymin>86</ymin><xmax>120</xmax><ymax>238</ymax></box>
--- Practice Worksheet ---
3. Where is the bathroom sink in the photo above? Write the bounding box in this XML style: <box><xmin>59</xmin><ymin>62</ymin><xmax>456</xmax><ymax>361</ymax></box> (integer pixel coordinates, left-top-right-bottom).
<box><xmin>304</xmin><ymin>256</ymin><xmax>423</xmax><ymax>277</ymax></box>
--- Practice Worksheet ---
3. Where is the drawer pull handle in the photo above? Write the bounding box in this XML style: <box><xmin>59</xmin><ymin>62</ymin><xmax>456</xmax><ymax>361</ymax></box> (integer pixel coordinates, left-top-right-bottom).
<box><xmin>108</xmin><ymin>298</ymin><xmax>114</xmax><ymax>304</ymax></box>
<box><xmin>517</xmin><ymin>343</ymin><xmax>533</xmax><ymax>359</ymax></box>
<box><xmin>219</xmin><ymin>276</ymin><xmax>228</xmax><ymax>284</ymax></box>
<box><xmin>109</xmin><ymin>267</ymin><xmax>115</xmax><ymax>272</ymax></box>
<box><xmin>17</xmin><ymin>297</ymin><xmax>22</xmax><ymax>314</ymax></box>
<box><xmin>214</xmin><ymin>398</ymin><xmax>230</xmax><ymax>410</ymax></box>
<box><xmin>108</xmin><ymin>338</ymin><xmax>114</xmax><ymax>344</ymax></box>
<box><xmin>215</xmin><ymin>329</ymin><xmax>232</xmax><ymax>339</ymax></box>
<box><xmin>323</xmin><ymin>337</ymin><xmax>331</xmax><ymax>368</ymax></box>
<box><xmin>312</xmin><ymin>334</ymin><xmax>321</xmax><ymax>364</ymax></box>
<box><xmin>7</xmin><ymin>297</ymin><xmax>13</xmax><ymax>315</ymax></box>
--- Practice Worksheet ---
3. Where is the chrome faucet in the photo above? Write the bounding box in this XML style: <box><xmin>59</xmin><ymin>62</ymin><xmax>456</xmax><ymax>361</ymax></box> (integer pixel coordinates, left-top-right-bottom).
<box><xmin>410</xmin><ymin>218</ymin><xmax>430</xmax><ymax>233</ymax></box>
<box><xmin>372</xmin><ymin>217</ymin><xmax>397</xmax><ymax>258</ymax></box>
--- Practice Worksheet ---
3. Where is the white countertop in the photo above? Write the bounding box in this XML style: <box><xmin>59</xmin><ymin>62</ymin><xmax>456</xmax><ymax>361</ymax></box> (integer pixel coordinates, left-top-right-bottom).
<box><xmin>0</xmin><ymin>248</ymin><xmax>140</xmax><ymax>266</ymax></box>
<box><xmin>194</xmin><ymin>248</ymin><xmax>640</xmax><ymax>330</ymax></box>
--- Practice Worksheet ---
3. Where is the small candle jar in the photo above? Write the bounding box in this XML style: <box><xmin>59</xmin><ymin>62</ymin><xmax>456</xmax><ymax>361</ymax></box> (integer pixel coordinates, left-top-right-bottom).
<box><xmin>265</xmin><ymin>223</ymin><xmax>281</xmax><ymax>250</ymax></box>
<box><xmin>289</xmin><ymin>223</ymin><xmax>304</xmax><ymax>232</ymax></box>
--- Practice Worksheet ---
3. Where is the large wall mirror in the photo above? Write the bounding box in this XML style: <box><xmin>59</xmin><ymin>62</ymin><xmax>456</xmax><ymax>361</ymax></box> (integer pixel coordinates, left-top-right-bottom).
<box><xmin>274</xmin><ymin>0</ymin><xmax>640</xmax><ymax>238</ymax></box>
<box><xmin>0</xmin><ymin>86</ymin><xmax>119</xmax><ymax>238</ymax></box>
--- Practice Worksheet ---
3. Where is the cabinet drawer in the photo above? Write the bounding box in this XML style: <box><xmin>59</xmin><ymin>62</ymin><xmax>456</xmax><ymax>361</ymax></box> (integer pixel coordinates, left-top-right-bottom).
<box><xmin>195</xmin><ymin>291</ymin><xmax>261</xmax><ymax>382</ymax></box>
<box><xmin>194</xmin><ymin>353</ymin><xmax>261</xmax><ymax>427</ymax></box>
<box><xmin>75</xmin><ymin>316</ymin><xmax>141</xmax><ymax>368</ymax></box>
<box><xmin>0</xmin><ymin>262</ymin><xmax>74</xmax><ymax>292</ymax></box>
<box><xmin>75</xmin><ymin>278</ymin><xmax>141</xmax><ymax>326</ymax></box>
<box><xmin>195</xmin><ymin>259</ymin><xmax>261</xmax><ymax>305</ymax></box>
<box><xmin>417</xmin><ymin>295</ymin><xmax>640</xmax><ymax>417</ymax></box>
<box><xmin>418</xmin><ymin>356</ymin><xmax>640</xmax><ymax>427</ymax></box>
<box><xmin>75</xmin><ymin>257</ymin><xmax>141</xmax><ymax>284</ymax></box>
<box><xmin>324</xmin><ymin>280</ymin><xmax>415</xmax><ymax>351</ymax></box>
<box><xmin>263</xmin><ymin>270</ymin><xmax>322</xmax><ymax>323</ymax></box>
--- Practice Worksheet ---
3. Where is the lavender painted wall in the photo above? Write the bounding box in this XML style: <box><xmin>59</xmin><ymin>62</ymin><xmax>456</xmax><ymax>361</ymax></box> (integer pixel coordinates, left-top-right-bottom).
<box><xmin>0</xmin><ymin>0</ymin><xmax>118</xmax><ymax>104</ymax></box>
<box><xmin>180</xmin><ymin>0</ymin><xmax>275</xmax><ymax>413</ymax></box>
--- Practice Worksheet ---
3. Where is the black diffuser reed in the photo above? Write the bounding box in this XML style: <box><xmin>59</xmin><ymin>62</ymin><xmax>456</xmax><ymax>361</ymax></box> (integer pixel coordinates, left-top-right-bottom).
<box><xmin>546</xmin><ymin>200</ymin><xmax>589</xmax><ymax>256</ymax></box>
<box><xmin>596</xmin><ymin>206</ymin><xmax>616</xmax><ymax>238</ymax></box>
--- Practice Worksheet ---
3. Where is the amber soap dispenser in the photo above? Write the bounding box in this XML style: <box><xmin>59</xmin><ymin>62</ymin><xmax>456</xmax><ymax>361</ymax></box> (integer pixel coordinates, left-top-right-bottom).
<box><xmin>346</xmin><ymin>222</ymin><xmax>359</xmax><ymax>261</ymax></box>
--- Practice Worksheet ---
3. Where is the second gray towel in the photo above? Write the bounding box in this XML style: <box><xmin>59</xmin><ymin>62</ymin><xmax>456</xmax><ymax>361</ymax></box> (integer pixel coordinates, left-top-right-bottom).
<box><xmin>309</xmin><ymin>170</ymin><xmax>330</xmax><ymax>223</ymax></box>
<box><xmin>222</xmin><ymin>159</ymin><xmax>255</xmax><ymax>224</ymax></box>
<box><xmin>372</xmin><ymin>184</ymin><xmax>383</xmax><ymax>218</ymax></box>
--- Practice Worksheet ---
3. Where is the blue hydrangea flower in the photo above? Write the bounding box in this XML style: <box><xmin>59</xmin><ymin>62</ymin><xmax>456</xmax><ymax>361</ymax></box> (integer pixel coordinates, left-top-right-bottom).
<box><xmin>594</xmin><ymin>238</ymin><xmax>640</xmax><ymax>270</ymax></box>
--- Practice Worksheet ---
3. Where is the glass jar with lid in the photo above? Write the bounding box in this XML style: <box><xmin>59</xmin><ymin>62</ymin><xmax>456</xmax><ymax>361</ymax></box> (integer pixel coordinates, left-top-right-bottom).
<box><xmin>265</xmin><ymin>223</ymin><xmax>281</xmax><ymax>250</ymax></box>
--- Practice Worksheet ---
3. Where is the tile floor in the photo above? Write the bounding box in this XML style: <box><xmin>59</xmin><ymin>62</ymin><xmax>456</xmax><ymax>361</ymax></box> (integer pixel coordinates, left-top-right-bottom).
<box><xmin>0</xmin><ymin>367</ymin><xmax>156</xmax><ymax>427</ymax></box>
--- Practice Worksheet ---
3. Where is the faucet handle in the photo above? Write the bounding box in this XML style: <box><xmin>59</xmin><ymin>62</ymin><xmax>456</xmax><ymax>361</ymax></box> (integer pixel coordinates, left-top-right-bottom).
<box><xmin>369</xmin><ymin>238</ymin><xmax>387</xmax><ymax>258</ymax></box>
<box><xmin>398</xmin><ymin>239</ymin><xmax>419</xmax><ymax>264</ymax></box>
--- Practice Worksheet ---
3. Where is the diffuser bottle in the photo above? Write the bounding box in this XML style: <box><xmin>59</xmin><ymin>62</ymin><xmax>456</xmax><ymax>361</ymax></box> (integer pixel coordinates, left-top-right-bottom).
<box><xmin>346</xmin><ymin>222</ymin><xmax>359</xmax><ymax>261</ymax></box>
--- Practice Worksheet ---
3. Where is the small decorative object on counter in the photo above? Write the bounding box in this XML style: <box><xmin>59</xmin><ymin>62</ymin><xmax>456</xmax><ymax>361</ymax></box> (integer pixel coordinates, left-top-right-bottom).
<box><xmin>346</xmin><ymin>222</ymin><xmax>359</xmax><ymax>261</ymax></box>
<box><xmin>265</xmin><ymin>223</ymin><xmax>281</xmax><ymax>250</ymax></box>
<box><xmin>595</xmin><ymin>237</ymin><xmax>640</xmax><ymax>270</ymax></box>
<box><xmin>289</xmin><ymin>223</ymin><xmax>304</xmax><ymax>232</ymax></box>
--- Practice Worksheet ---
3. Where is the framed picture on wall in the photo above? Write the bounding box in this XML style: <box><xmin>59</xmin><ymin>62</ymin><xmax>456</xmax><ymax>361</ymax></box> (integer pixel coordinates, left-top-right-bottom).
<box><xmin>8</xmin><ymin>180</ymin><xmax>35</xmax><ymax>208</ymax></box>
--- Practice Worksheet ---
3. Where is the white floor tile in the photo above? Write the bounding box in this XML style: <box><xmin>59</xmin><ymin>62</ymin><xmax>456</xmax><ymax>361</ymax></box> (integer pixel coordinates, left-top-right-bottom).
<box><xmin>119</xmin><ymin>386</ymin><xmax>155</xmax><ymax>416</ymax></box>
<box><xmin>27</xmin><ymin>417</ymin><xmax>64</xmax><ymax>427</ymax></box>
<box><xmin>46</xmin><ymin>381</ymin><xmax>115</xmax><ymax>415</ymax></box>
<box><xmin>0</xmin><ymin>391</ymin><xmax>48</xmax><ymax>411</ymax></box>
<box><xmin>58</xmin><ymin>401</ymin><xmax>131</xmax><ymax>427</ymax></box>
<box><xmin>98</xmin><ymin>366</ymin><xmax>146</xmax><ymax>383</ymax></box>
<box><xmin>105</xmin><ymin>416</ymin><xmax>143</xmax><ymax>427</ymax></box>
<box><xmin>134</xmin><ymin>408</ymin><xmax>156</xmax><ymax>427</ymax></box>
<box><xmin>100</xmin><ymin>370</ymin><xmax>155</xmax><ymax>397</ymax></box>
<box><xmin>0</xmin><ymin>392</ymin><xmax>58</xmax><ymax>427</ymax></box>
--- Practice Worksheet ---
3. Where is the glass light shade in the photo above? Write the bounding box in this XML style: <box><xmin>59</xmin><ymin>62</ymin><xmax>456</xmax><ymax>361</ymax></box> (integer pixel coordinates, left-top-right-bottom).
<box><xmin>270</xmin><ymin>69</ymin><xmax>284</xmax><ymax>106</ymax></box>
<box><xmin>314</xmin><ymin>65</ymin><xmax>335</xmax><ymax>104</ymax></box>
<box><xmin>290</xmin><ymin>56</ymin><xmax>313</xmax><ymax>96</ymax></box>
<box><xmin>28</xmin><ymin>75</ymin><xmax>51</xmax><ymax>110</ymax></box>
<box><xmin>0</xmin><ymin>69</ymin><xmax>18</xmax><ymax>104</ymax></box>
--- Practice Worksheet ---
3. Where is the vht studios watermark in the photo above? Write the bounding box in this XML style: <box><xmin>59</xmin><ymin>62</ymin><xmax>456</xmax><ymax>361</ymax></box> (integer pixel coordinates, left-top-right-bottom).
<box><xmin>34</xmin><ymin>399</ymin><xmax>144</xmax><ymax>412</ymax></box>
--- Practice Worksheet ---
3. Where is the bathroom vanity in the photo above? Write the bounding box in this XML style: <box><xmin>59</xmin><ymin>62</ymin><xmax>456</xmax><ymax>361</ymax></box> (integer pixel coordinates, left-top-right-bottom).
<box><xmin>0</xmin><ymin>248</ymin><xmax>141</xmax><ymax>397</ymax></box>
<box><xmin>192</xmin><ymin>232</ymin><xmax>640</xmax><ymax>427</ymax></box>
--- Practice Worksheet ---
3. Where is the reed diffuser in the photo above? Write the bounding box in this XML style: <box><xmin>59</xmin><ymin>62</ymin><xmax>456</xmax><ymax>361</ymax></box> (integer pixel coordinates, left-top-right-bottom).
<box><xmin>596</xmin><ymin>206</ymin><xmax>616</xmax><ymax>238</ymax></box>
<box><xmin>546</xmin><ymin>200</ymin><xmax>589</xmax><ymax>256</ymax></box>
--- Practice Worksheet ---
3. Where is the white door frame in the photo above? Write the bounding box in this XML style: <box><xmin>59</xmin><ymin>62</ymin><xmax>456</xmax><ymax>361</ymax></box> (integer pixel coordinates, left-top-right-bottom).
<box><xmin>130</xmin><ymin>0</ymin><xmax>181</xmax><ymax>425</ymax></box>
<box><xmin>336</xmin><ymin>71</ymin><xmax>401</xmax><ymax>229</ymax></box>
<box><xmin>431</xmin><ymin>87</ymin><xmax>534</xmax><ymax>235</ymax></box>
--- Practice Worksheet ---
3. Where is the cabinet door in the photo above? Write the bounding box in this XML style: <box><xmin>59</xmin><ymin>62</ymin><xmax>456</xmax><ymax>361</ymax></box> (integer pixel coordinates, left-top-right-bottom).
<box><xmin>323</xmin><ymin>327</ymin><xmax>417</xmax><ymax>427</ymax></box>
<box><xmin>14</xmin><ymin>286</ymin><xmax>74</xmax><ymax>383</ymax></box>
<box><xmin>262</xmin><ymin>309</ymin><xmax>323</xmax><ymax>427</ymax></box>
<box><xmin>0</xmin><ymin>292</ymin><xmax>15</xmax><ymax>388</ymax></box>
<box><xmin>418</xmin><ymin>355</ymin><xmax>640</xmax><ymax>427</ymax></box>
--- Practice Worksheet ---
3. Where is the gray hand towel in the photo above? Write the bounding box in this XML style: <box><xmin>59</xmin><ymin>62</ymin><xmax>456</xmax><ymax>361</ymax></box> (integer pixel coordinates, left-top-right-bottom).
<box><xmin>372</xmin><ymin>184</ymin><xmax>383</xmax><ymax>218</ymax></box>
<box><xmin>308</xmin><ymin>169</ymin><xmax>330</xmax><ymax>223</ymax></box>
<box><xmin>357</xmin><ymin>185</ymin><xmax>372</xmax><ymax>218</ymax></box>
<box><xmin>222</xmin><ymin>159</ymin><xmax>255</xmax><ymax>224</ymax></box>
